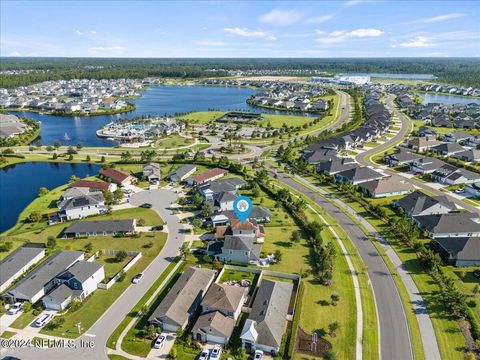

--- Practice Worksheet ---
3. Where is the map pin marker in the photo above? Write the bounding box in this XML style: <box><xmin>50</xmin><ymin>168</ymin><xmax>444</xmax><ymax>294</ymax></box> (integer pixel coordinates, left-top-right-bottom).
<box><xmin>233</xmin><ymin>195</ymin><xmax>252</xmax><ymax>224</ymax></box>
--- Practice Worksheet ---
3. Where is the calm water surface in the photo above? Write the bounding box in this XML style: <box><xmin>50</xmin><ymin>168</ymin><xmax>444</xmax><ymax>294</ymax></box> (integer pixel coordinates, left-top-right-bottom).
<box><xmin>0</xmin><ymin>162</ymin><xmax>101</xmax><ymax>233</ymax></box>
<box><xmin>418</xmin><ymin>92</ymin><xmax>480</xmax><ymax>105</ymax></box>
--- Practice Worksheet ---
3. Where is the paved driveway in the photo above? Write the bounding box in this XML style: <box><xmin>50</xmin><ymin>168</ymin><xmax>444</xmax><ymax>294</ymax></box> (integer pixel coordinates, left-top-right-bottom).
<box><xmin>147</xmin><ymin>332</ymin><xmax>176</xmax><ymax>359</ymax></box>
<box><xmin>2</xmin><ymin>189</ymin><xmax>185</xmax><ymax>360</ymax></box>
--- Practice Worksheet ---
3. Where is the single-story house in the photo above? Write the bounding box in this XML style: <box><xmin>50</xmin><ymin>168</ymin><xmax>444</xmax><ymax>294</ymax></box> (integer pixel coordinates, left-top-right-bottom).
<box><xmin>317</xmin><ymin>158</ymin><xmax>358</xmax><ymax>176</ymax></box>
<box><xmin>430</xmin><ymin>142</ymin><xmax>466</xmax><ymax>156</ymax></box>
<box><xmin>335</xmin><ymin>166</ymin><xmax>385</xmax><ymax>185</ymax></box>
<box><xmin>148</xmin><ymin>267</ymin><xmax>216</xmax><ymax>331</ymax></box>
<box><xmin>393</xmin><ymin>190</ymin><xmax>456</xmax><ymax>217</ymax></box>
<box><xmin>406</xmin><ymin>137</ymin><xmax>443</xmax><ymax>152</ymax></box>
<box><xmin>452</xmin><ymin>149</ymin><xmax>480</xmax><ymax>163</ymax></box>
<box><xmin>99</xmin><ymin>168</ymin><xmax>137</xmax><ymax>186</ymax></box>
<box><xmin>431</xmin><ymin>237</ymin><xmax>480</xmax><ymax>267</ymax></box>
<box><xmin>358</xmin><ymin>175</ymin><xmax>414</xmax><ymax>198</ymax></box>
<box><xmin>443</xmin><ymin>131</ymin><xmax>472</xmax><ymax>143</ymax></box>
<box><xmin>69</xmin><ymin>180</ymin><xmax>116</xmax><ymax>192</ymax></box>
<box><xmin>409</xmin><ymin>157</ymin><xmax>446</xmax><ymax>174</ymax></box>
<box><xmin>62</xmin><ymin>219</ymin><xmax>136</xmax><ymax>238</ymax></box>
<box><xmin>187</xmin><ymin>168</ymin><xmax>228</xmax><ymax>186</ymax></box>
<box><xmin>4</xmin><ymin>250</ymin><xmax>84</xmax><ymax>303</ymax></box>
<box><xmin>383</xmin><ymin>150</ymin><xmax>424</xmax><ymax>167</ymax></box>
<box><xmin>143</xmin><ymin>163</ymin><xmax>161</xmax><ymax>183</ymax></box>
<box><xmin>414</xmin><ymin>212</ymin><xmax>480</xmax><ymax>238</ymax></box>
<box><xmin>169</xmin><ymin>164</ymin><xmax>197</xmax><ymax>184</ymax></box>
<box><xmin>192</xmin><ymin>311</ymin><xmax>236</xmax><ymax>346</ymax></box>
<box><xmin>0</xmin><ymin>247</ymin><xmax>46</xmax><ymax>292</ymax></box>
<box><xmin>240</xmin><ymin>279</ymin><xmax>293</xmax><ymax>355</ymax></box>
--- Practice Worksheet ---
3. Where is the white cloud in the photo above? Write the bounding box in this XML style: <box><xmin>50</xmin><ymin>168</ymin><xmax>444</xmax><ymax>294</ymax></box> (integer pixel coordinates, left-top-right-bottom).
<box><xmin>306</xmin><ymin>14</ymin><xmax>335</xmax><ymax>24</ymax></box>
<box><xmin>89</xmin><ymin>30</ymin><xmax>97</xmax><ymax>35</ymax></box>
<box><xmin>316</xmin><ymin>28</ymin><xmax>384</xmax><ymax>44</ymax></box>
<box><xmin>224</xmin><ymin>27</ymin><xmax>276</xmax><ymax>40</ymax></box>
<box><xmin>394</xmin><ymin>36</ymin><xmax>435</xmax><ymax>48</ymax></box>
<box><xmin>194</xmin><ymin>40</ymin><xmax>226</xmax><ymax>46</ymax></box>
<box><xmin>259</xmin><ymin>9</ymin><xmax>303</xmax><ymax>26</ymax></box>
<box><xmin>8</xmin><ymin>51</ymin><xmax>21</xmax><ymax>56</ymax></box>
<box><xmin>88</xmin><ymin>46</ymin><xmax>127</xmax><ymax>54</ymax></box>
<box><xmin>75</xmin><ymin>29</ymin><xmax>83</xmax><ymax>36</ymax></box>
<box><xmin>410</xmin><ymin>13</ymin><xmax>466</xmax><ymax>24</ymax></box>
<box><xmin>343</xmin><ymin>0</ymin><xmax>367</xmax><ymax>8</ymax></box>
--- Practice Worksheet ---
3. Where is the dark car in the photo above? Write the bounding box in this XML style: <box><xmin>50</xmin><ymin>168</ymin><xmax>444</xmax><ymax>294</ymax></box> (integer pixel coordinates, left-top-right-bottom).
<box><xmin>140</xmin><ymin>203</ymin><xmax>152</xmax><ymax>209</ymax></box>
<box><xmin>474</xmin><ymin>270</ymin><xmax>480</xmax><ymax>279</ymax></box>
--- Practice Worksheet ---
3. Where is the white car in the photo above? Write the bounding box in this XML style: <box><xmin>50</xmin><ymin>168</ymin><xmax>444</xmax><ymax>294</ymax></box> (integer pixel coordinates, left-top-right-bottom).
<box><xmin>153</xmin><ymin>334</ymin><xmax>166</xmax><ymax>349</ymax></box>
<box><xmin>132</xmin><ymin>273</ymin><xmax>144</xmax><ymax>284</ymax></box>
<box><xmin>198</xmin><ymin>350</ymin><xmax>209</xmax><ymax>360</ymax></box>
<box><xmin>209</xmin><ymin>345</ymin><xmax>222</xmax><ymax>360</ymax></box>
<box><xmin>254</xmin><ymin>350</ymin><xmax>264</xmax><ymax>360</ymax></box>
<box><xmin>34</xmin><ymin>314</ymin><xmax>53</xmax><ymax>327</ymax></box>
<box><xmin>7</xmin><ymin>302</ymin><xmax>23</xmax><ymax>315</ymax></box>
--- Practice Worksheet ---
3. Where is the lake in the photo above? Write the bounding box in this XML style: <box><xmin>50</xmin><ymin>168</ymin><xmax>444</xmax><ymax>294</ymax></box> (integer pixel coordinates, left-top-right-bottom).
<box><xmin>418</xmin><ymin>92</ymin><xmax>480</xmax><ymax>105</ymax></box>
<box><xmin>339</xmin><ymin>73</ymin><xmax>436</xmax><ymax>80</ymax></box>
<box><xmin>12</xmin><ymin>85</ymin><xmax>308</xmax><ymax>147</ymax></box>
<box><xmin>0</xmin><ymin>162</ymin><xmax>101</xmax><ymax>233</ymax></box>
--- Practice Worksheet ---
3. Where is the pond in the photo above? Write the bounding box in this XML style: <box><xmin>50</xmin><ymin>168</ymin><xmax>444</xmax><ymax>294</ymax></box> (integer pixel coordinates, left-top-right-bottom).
<box><xmin>0</xmin><ymin>162</ymin><xmax>101</xmax><ymax>233</ymax></box>
<box><xmin>339</xmin><ymin>73</ymin><xmax>436</xmax><ymax>80</ymax></box>
<box><xmin>11</xmin><ymin>85</ymin><xmax>311</xmax><ymax>147</ymax></box>
<box><xmin>417</xmin><ymin>92</ymin><xmax>480</xmax><ymax>105</ymax></box>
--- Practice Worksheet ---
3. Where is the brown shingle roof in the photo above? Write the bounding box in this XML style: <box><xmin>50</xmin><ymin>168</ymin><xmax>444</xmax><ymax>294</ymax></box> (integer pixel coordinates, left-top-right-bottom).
<box><xmin>191</xmin><ymin>168</ymin><xmax>228</xmax><ymax>184</ymax></box>
<box><xmin>201</xmin><ymin>283</ymin><xmax>247</xmax><ymax>313</ymax></box>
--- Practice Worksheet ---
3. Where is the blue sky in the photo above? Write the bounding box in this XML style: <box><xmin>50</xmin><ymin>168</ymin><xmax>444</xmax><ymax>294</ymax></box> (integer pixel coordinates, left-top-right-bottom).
<box><xmin>1</xmin><ymin>0</ymin><xmax>479</xmax><ymax>57</ymax></box>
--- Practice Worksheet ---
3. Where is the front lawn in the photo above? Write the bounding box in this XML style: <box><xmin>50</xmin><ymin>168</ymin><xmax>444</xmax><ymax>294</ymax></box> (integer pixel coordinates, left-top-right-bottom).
<box><xmin>156</xmin><ymin>134</ymin><xmax>194</xmax><ymax>149</ymax></box>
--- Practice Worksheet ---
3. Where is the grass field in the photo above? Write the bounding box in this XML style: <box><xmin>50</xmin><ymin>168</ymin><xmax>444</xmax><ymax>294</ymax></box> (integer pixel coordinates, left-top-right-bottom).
<box><xmin>156</xmin><ymin>134</ymin><xmax>194</xmax><ymax>149</ymax></box>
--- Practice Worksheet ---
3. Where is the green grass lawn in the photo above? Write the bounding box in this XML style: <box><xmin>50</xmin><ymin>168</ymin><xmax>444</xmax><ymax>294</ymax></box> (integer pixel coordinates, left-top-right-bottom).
<box><xmin>156</xmin><ymin>134</ymin><xmax>194</xmax><ymax>149</ymax></box>
<box><xmin>0</xmin><ymin>330</ymin><xmax>16</xmax><ymax>338</ymax></box>
<box><xmin>178</xmin><ymin>111</ymin><xmax>225</xmax><ymax>124</ymax></box>
<box><xmin>10</xmin><ymin>311</ymin><xmax>37</xmax><ymax>330</ymax></box>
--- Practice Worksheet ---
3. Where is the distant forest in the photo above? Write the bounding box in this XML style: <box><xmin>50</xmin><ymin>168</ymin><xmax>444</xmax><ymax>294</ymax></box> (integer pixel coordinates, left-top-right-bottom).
<box><xmin>1</xmin><ymin>57</ymin><xmax>479</xmax><ymax>88</ymax></box>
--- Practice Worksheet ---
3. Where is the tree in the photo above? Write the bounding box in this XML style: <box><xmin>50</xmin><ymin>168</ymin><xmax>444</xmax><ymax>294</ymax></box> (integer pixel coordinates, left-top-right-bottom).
<box><xmin>47</xmin><ymin>236</ymin><xmax>57</xmax><ymax>249</ymax></box>
<box><xmin>84</xmin><ymin>242</ymin><xmax>93</xmax><ymax>252</ymax></box>
<box><xmin>115</xmin><ymin>251</ymin><xmax>128</xmax><ymax>262</ymax></box>
<box><xmin>180</xmin><ymin>243</ymin><xmax>190</xmax><ymax>260</ymax></box>
<box><xmin>473</xmin><ymin>284</ymin><xmax>480</xmax><ymax>297</ymax></box>
<box><xmin>328</xmin><ymin>321</ymin><xmax>339</xmax><ymax>337</ymax></box>
<box><xmin>168</xmin><ymin>347</ymin><xmax>177</xmax><ymax>359</ymax></box>
<box><xmin>137</xmin><ymin>218</ymin><xmax>146</xmax><ymax>226</ymax></box>
<box><xmin>28</xmin><ymin>211</ymin><xmax>42</xmax><ymax>223</ymax></box>
<box><xmin>192</xmin><ymin>217</ymin><xmax>202</xmax><ymax>228</ymax></box>
<box><xmin>274</xmin><ymin>249</ymin><xmax>282</xmax><ymax>262</ymax></box>
<box><xmin>331</xmin><ymin>292</ymin><xmax>340</xmax><ymax>306</ymax></box>
<box><xmin>0</xmin><ymin>238</ymin><xmax>13</xmax><ymax>252</ymax></box>
<box><xmin>76</xmin><ymin>143</ymin><xmax>83</xmax><ymax>150</ymax></box>
<box><xmin>201</xmin><ymin>203</ymin><xmax>212</xmax><ymax>218</ymax></box>
<box><xmin>52</xmin><ymin>153</ymin><xmax>58</xmax><ymax>160</ymax></box>
<box><xmin>86</xmin><ymin>155</ymin><xmax>91</xmax><ymax>162</ymax></box>
<box><xmin>323</xmin><ymin>351</ymin><xmax>337</xmax><ymax>360</ymax></box>
<box><xmin>117</xmin><ymin>270</ymin><xmax>126</xmax><ymax>282</ymax></box>
<box><xmin>212</xmin><ymin>259</ymin><xmax>222</xmax><ymax>270</ymax></box>
<box><xmin>38</xmin><ymin>187</ymin><xmax>49</xmax><ymax>197</ymax></box>
<box><xmin>113</xmin><ymin>188</ymin><xmax>124</xmax><ymax>203</ymax></box>
<box><xmin>22</xmin><ymin>301</ymin><xmax>32</xmax><ymax>312</ymax></box>
<box><xmin>53</xmin><ymin>140</ymin><xmax>61</xmax><ymax>150</ymax></box>
<box><xmin>100</xmin><ymin>156</ymin><xmax>106</xmax><ymax>163</ymax></box>
<box><xmin>67</xmin><ymin>154</ymin><xmax>74</xmax><ymax>161</ymax></box>
<box><xmin>291</xmin><ymin>230</ymin><xmax>301</xmax><ymax>243</ymax></box>
<box><xmin>102</xmin><ymin>190</ymin><xmax>114</xmax><ymax>205</ymax></box>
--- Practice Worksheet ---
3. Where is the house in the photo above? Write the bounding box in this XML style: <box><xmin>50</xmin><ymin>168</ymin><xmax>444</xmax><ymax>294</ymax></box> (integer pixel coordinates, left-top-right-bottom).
<box><xmin>414</xmin><ymin>212</ymin><xmax>480</xmax><ymax>238</ymax></box>
<box><xmin>169</xmin><ymin>164</ymin><xmax>197</xmax><ymax>184</ymax></box>
<box><xmin>148</xmin><ymin>267</ymin><xmax>216</xmax><ymax>331</ymax></box>
<box><xmin>200</xmin><ymin>283</ymin><xmax>247</xmax><ymax>320</ymax></box>
<box><xmin>62</xmin><ymin>219</ymin><xmax>136</xmax><ymax>238</ymax></box>
<box><xmin>443</xmin><ymin>131</ymin><xmax>472</xmax><ymax>143</ymax></box>
<box><xmin>452</xmin><ymin>149</ymin><xmax>480</xmax><ymax>163</ymax></box>
<box><xmin>465</xmin><ymin>182</ymin><xmax>480</xmax><ymax>198</ymax></box>
<box><xmin>215</xmin><ymin>235</ymin><xmax>262</xmax><ymax>264</ymax></box>
<box><xmin>210</xmin><ymin>207</ymin><xmax>272</xmax><ymax>227</ymax></box>
<box><xmin>188</xmin><ymin>168</ymin><xmax>228</xmax><ymax>186</ymax></box>
<box><xmin>191</xmin><ymin>311</ymin><xmax>236</xmax><ymax>347</ymax></box>
<box><xmin>240</xmin><ymin>279</ymin><xmax>293</xmax><ymax>355</ymax></box>
<box><xmin>430</xmin><ymin>142</ymin><xmax>465</xmax><ymax>156</ymax></box>
<box><xmin>358</xmin><ymin>175</ymin><xmax>414</xmax><ymax>198</ymax></box>
<box><xmin>431</xmin><ymin>237</ymin><xmax>480</xmax><ymax>267</ymax></box>
<box><xmin>409</xmin><ymin>157</ymin><xmax>446</xmax><ymax>174</ymax></box>
<box><xmin>211</xmin><ymin>192</ymin><xmax>237</xmax><ymax>212</ymax></box>
<box><xmin>303</xmin><ymin>148</ymin><xmax>338</xmax><ymax>164</ymax></box>
<box><xmin>317</xmin><ymin>158</ymin><xmax>358</xmax><ymax>176</ymax></box>
<box><xmin>4</xmin><ymin>250</ymin><xmax>84</xmax><ymax>303</ymax></box>
<box><xmin>335</xmin><ymin>166</ymin><xmax>385</xmax><ymax>185</ymax></box>
<box><xmin>0</xmin><ymin>247</ymin><xmax>46</xmax><ymax>292</ymax></box>
<box><xmin>69</xmin><ymin>180</ymin><xmax>116</xmax><ymax>192</ymax></box>
<box><xmin>43</xmin><ymin>261</ymin><xmax>105</xmax><ymax>310</ymax></box>
<box><xmin>191</xmin><ymin>284</ymin><xmax>247</xmax><ymax>346</ymax></box>
<box><xmin>393</xmin><ymin>190</ymin><xmax>456</xmax><ymax>217</ymax></box>
<box><xmin>406</xmin><ymin>137</ymin><xmax>443</xmax><ymax>152</ymax></box>
<box><xmin>200</xmin><ymin>177</ymin><xmax>246</xmax><ymax>201</ymax></box>
<box><xmin>99</xmin><ymin>168</ymin><xmax>137</xmax><ymax>186</ymax></box>
<box><xmin>57</xmin><ymin>190</ymin><xmax>107</xmax><ymax>221</ymax></box>
<box><xmin>143</xmin><ymin>163</ymin><xmax>161</xmax><ymax>184</ymax></box>
<box><xmin>431</xmin><ymin>165</ymin><xmax>480</xmax><ymax>185</ymax></box>
<box><xmin>215</xmin><ymin>219</ymin><xmax>266</xmax><ymax>242</ymax></box>
<box><xmin>383</xmin><ymin>150</ymin><xmax>424</xmax><ymax>167</ymax></box>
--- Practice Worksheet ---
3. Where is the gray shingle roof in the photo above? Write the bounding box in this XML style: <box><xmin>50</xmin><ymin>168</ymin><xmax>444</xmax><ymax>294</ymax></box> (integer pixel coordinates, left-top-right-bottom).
<box><xmin>192</xmin><ymin>311</ymin><xmax>235</xmax><ymax>338</ymax></box>
<box><xmin>201</xmin><ymin>283</ymin><xmax>246</xmax><ymax>313</ymax></box>
<box><xmin>432</xmin><ymin>237</ymin><xmax>480</xmax><ymax>262</ymax></box>
<box><xmin>395</xmin><ymin>190</ymin><xmax>455</xmax><ymax>215</ymax></box>
<box><xmin>0</xmin><ymin>247</ymin><xmax>45</xmax><ymax>288</ymax></box>
<box><xmin>415</xmin><ymin>212</ymin><xmax>480</xmax><ymax>235</ymax></box>
<box><xmin>63</xmin><ymin>219</ymin><xmax>135</xmax><ymax>235</ymax></box>
<box><xmin>57</xmin><ymin>260</ymin><xmax>103</xmax><ymax>283</ymax></box>
<box><xmin>169</xmin><ymin>164</ymin><xmax>196</xmax><ymax>180</ymax></box>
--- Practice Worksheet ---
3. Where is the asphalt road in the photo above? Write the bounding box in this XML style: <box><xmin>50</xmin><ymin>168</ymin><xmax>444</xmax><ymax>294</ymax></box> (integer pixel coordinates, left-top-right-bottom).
<box><xmin>357</xmin><ymin>95</ymin><xmax>480</xmax><ymax>216</ymax></box>
<box><xmin>2</xmin><ymin>189</ymin><xmax>185</xmax><ymax>360</ymax></box>
<box><xmin>269</xmin><ymin>167</ymin><xmax>413</xmax><ymax>360</ymax></box>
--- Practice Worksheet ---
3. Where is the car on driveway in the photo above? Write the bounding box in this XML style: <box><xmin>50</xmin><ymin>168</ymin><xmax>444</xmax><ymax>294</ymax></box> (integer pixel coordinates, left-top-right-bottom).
<box><xmin>474</xmin><ymin>270</ymin><xmax>480</xmax><ymax>279</ymax></box>
<box><xmin>140</xmin><ymin>203</ymin><xmax>152</xmax><ymax>208</ymax></box>
<box><xmin>209</xmin><ymin>345</ymin><xmax>222</xmax><ymax>360</ymax></box>
<box><xmin>34</xmin><ymin>313</ymin><xmax>53</xmax><ymax>327</ymax></box>
<box><xmin>153</xmin><ymin>334</ymin><xmax>166</xmax><ymax>349</ymax></box>
<box><xmin>198</xmin><ymin>350</ymin><xmax>209</xmax><ymax>360</ymax></box>
<box><xmin>254</xmin><ymin>350</ymin><xmax>264</xmax><ymax>360</ymax></box>
<box><xmin>132</xmin><ymin>273</ymin><xmax>144</xmax><ymax>284</ymax></box>
<box><xmin>7</xmin><ymin>302</ymin><xmax>23</xmax><ymax>315</ymax></box>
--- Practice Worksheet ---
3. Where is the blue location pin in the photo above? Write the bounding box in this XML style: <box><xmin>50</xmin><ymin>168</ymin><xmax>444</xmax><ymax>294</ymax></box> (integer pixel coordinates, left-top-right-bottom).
<box><xmin>233</xmin><ymin>195</ymin><xmax>252</xmax><ymax>223</ymax></box>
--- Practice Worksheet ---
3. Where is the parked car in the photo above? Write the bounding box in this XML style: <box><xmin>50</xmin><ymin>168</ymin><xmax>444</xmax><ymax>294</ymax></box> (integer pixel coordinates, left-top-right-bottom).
<box><xmin>198</xmin><ymin>350</ymin><xmax>209</xmax><ymax>360</ymax></box>
<box><xmin>132</xmin><ymin>273</ymin><xmax>144</xmax><ymax>284</ymax></box>
<box><xmin>474</xmin><ymin>270</ymin><xmax>480</xmax><ymax>279</ymax></box>
<box><xmin>209</xmin><ymin>345</ymin><xmax>222</xmax><ymax>360</ymax></box>
<box><xmin>140</xmin><ymin>203</ymin><xmax>152</xmax><ymax>208</ymax></box>
<box><xmin>7</xmin><ymin>302</ymin><xmax>23</xmax><ymax>315</ymax></box>
<box><xmin>254</xmin><ymin>350</ymin><xmax>264</xmax><ymax>360</ymax></box>
<box><xmin>34</xmin><ymin>313</ymin><xmax>53</xmax><ymax>327</ymax></box>
<box><xmin>153</xmin><ymin>334</ymin><xmax>166</xmax><ymax>349</ymax></box>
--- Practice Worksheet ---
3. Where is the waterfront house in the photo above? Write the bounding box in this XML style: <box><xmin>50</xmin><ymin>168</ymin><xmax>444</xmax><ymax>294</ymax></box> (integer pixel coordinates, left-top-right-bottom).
<box><xmin>62</xmin><ymin>219</ymin><xmax>136</xmax><ymax>238</ymax></box>
<box><xmin>57</xmin><ymin>189</ymin><xmax>107</xmax><ymax>221</ymax></box>
<box><xmin>99</xmin><ymin>168</ymin><xmax>137</xmax><ymax>186</ymax></box>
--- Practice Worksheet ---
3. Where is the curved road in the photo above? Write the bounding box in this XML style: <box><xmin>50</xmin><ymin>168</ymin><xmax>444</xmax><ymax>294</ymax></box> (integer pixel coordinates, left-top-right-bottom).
<box><xmin>268</xmin><ymin>166</ymin><xmax>413</xmax><ymax>360</ymax></box>
<box><xmin>2</xmin><ymin>189</ymin><xmax>185</xmax><ymax>360</ymax></box>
